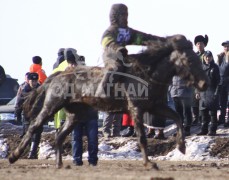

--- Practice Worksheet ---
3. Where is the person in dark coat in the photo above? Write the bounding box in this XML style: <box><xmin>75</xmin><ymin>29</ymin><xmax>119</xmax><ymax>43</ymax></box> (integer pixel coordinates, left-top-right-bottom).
<box><xmin>192</xmin><ymin>35</ymin><xmax>208</xmax><ymax>125</ymax></box>
<box><xmin>169</xmin><ymin>76</ymin><xmax>193</xmax><ymax>136</ymax></box>
<box><xmin>196</xmin><ymin>51</ymin><xmax>221</xmax><ymax>136</ymax></box>
<box><xmin>53</xmin><ymin>48</ymin><xmax>65</xmax><ymax>69</ymax></box>
<box><xmin>217</xmin><ymin>41</ymin><xmax>229</xmax><ymax>127</ymax></box>
<box><xmin>15</xmin><ymin>72</ymin><xmax>42</xmax><ymax>158</ymax></box>
<box><xmin>95</xmin><ymin>3</ymin><xmax>166</xmax><ymax>97</ymax></box>
<box><xmin>14</xmin><ymin>72</ymin><xmax>30</xmax><ymax>124</ymax></box>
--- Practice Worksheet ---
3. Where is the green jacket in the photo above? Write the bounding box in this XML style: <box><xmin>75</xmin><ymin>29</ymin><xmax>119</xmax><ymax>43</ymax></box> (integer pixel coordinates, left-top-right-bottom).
<box><xmin>52</xmin><ymin>60</ymin><xmax>68</xmax><ymax>129</ymax></box>
<box><xmin>52</xmin><ymin>60</ymin><xmax>68</xmax><ymax>73</ymax></box>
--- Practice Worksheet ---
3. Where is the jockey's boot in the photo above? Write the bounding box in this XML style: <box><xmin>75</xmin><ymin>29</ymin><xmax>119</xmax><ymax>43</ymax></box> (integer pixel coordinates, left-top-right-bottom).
<box><xmin>95</xmin><ymin>61</ymin><xmax>124</xmax><ymax>98</ymax></box>
<box><xmin>122</xmin><ymin>126</ymin><xmax>134</xmax><ymax>137</ymax></box>
<box><xmin>94</xmin><ymin>72</ymin><xmax>110</xmax><ymax>98</ymax></box>
<box><xmin>28</xmin><ymin>142</ymin><xmax>39</xmax><ymax>159</ymax></box>
<box><xmin>208</xmin><ymin>116</ymin><xmax>217</xmax><ymax>136</ymax></box>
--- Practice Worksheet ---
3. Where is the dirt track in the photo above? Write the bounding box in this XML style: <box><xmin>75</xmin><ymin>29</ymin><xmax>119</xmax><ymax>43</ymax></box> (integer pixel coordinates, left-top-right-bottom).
<box><xmin>1</xmin><ymin>124</ymin><xmax>229</xmax><ymax>180</ymax></box>
<box><xmin>0</xmin><ymin>159</ymin><xmax>229</xmax><ymax>180</ymax></box>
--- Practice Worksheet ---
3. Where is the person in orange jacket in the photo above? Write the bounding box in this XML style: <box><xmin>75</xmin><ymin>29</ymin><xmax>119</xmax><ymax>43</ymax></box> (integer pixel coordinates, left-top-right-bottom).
<box><xmin>29</xmin><ymin>56</ymin><xmax>47</xmax><ymax>84</ymax></box>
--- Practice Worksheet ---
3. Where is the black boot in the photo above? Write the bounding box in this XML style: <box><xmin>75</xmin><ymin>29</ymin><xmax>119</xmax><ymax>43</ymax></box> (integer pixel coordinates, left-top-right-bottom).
<box><xmin>20</xmin><ymin>122</ymin><xmax>29</xmax><ymax>139</ymax></box>
<box><xmin>184</xmin><ymin>126</ymin><xmax>191</xmax><ymax>136</ymax></box>
<box><xmin>28</xmin><ymin>128</ymin><xmax>42</xmax><ymax>159</ymax></box>
<box><xmin>208</xmin><ymin>116</ymin><xmax>217</xmax><ymax>136</ymax></box>
<box><xmin>146</xmin><ymin>128</ymin><xmax>155</xmax><ymax>138</ymax></box>
<box><xmin>192</xmin><ymin>107</ymin><xmax>200</xmax><ymax>125</ymax></box>
<box><xmin>28</xmin><ymin>142</ymin><xmax>39</xmax><ymax>159</ymax></box>
<box><xmin>224</xmin><ymin>121</ymin><xmax>229</xmax><ymax>127</ymax></box>
<box><xmin>132</xmin><ymin>130</ymin><xmax>137</xmax><ymax>137</ymax></box>
<box><xmin>122</xmin><ymin>126</ymin><xmax>134</xmax><ymax>137</ymax></box>
<box><xmin>197</xmin><ymin>114</ymin><xmax>209</xmax><ymax>135</ymax></box>
<box><xmin>154</xmin><ymin>129</ymin><xmax>165</xmax><ymax>139</ymax></box>
<box><xmin>218</xmin><ymin>115</ymin><xmax>225</xmax><ymax>125</ymax></box>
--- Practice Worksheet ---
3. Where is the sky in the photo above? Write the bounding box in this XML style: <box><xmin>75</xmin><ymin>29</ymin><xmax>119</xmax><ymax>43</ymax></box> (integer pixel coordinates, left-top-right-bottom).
<box><xmin>0</xmin><ymin>0</ymin><xmax>229</xmax><ymax>84</ymax></box>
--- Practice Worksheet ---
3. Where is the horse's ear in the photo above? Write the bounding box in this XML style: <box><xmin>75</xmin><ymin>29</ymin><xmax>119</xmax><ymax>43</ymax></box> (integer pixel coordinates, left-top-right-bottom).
<box><xmin>169</xmin><ymin>35</ymin><xmax>192</xmax><ymax>51</ymax></box>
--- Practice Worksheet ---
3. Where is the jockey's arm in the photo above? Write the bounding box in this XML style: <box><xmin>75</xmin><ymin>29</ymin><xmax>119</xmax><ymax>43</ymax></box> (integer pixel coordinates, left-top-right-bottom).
<box><xmin>101</xmin><ymin>33</ymin><xmax>125</xmax><ymax>51</ymax></box>
<box><xmin>129</xmin><ymin>28</ymin><xmax>166</xmax><ymax>45</ymax></box>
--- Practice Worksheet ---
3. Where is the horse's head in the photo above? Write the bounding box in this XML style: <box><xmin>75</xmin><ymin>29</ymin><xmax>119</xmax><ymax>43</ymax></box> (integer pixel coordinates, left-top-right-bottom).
<box><xmin>168</xmin><ymin>35</ymin><xmax>208</xmax><ymax>91</ymax></box>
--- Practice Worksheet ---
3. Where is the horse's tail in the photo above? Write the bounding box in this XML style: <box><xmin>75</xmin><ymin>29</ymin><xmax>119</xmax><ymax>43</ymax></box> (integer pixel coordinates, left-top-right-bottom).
<box><xmin>23</xmin><ymin>71</ymin><xmax>62</xmax><ymax>120</ymax></box>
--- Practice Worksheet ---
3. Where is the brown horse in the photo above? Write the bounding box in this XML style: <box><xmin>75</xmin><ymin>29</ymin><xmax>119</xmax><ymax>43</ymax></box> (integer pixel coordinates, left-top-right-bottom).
<box><xmin>8</xmin><ymin>35</ymin><xmax>208</xmax><ymax>169</ymax></box>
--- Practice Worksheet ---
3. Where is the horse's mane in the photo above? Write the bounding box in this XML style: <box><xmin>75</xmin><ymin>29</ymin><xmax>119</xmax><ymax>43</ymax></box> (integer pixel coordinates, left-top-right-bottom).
<box><xmin>129</xmin><ymin>35</ymin><xmax>193</xmax><ymax>67</ymax></box>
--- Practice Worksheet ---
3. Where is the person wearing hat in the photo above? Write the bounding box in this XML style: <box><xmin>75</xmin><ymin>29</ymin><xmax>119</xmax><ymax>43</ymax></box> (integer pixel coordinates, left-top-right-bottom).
<box><xmin>51</xmin><ymin>48</ymin><xmax>81</xmax><ymax>131</ymax></box>
<box><xmin>53</xmin><ymin>48</ymin><xmax>65</xmax><ymax>70</ymax></box>
<box><xmin>217</xmin><ymin>41</ymin><xmax>229</xmax><ymax>127</ymax></box>
<box><xmin>194</xmin><ymin>35</ymin><xmax>208</xmax><ymax>61</ymax></box>
<box><xmin>52</xmin><ymin>48</ymin><xmax>98</xmax><ymax>166</ymax></box>
<box><xmin>29</xmin><ymin>56</ymin><xmax>47</xmax><ymax>84</ymax></box>
<box><xmin>14</xmin><ymin>72</ymin><xmax>42</xmax><ymax>158</ymax></box>
<box><xmin>14</xmin><ymin>72</ymin><xmax>30</xmax><ymax>124</ymax></box>
<box><xmin>95</xmin><ymin>3</ymin><xmax>166</xmax><ymax>97</ymax></box>
<box><xmin>192</xmin><ymin>35</ymin><xmax>208</xmax><ymax>126</ymax></box>
<box><xmin>196</xmin><ymin>51</ymin><xmax>221</xmax><ymax>136</ymax></box>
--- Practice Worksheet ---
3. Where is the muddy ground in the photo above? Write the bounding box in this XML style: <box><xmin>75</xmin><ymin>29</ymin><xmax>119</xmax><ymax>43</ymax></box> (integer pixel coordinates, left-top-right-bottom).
<box><xmin>4</xmin><ymin>128</ymin><xmax>229</xmax><ymax>160</ymax></box>
<box><xmin>0</xmin><ymin>159</ymin><xmax>229</xmax><ymax>180</ymax></box>
<box><xmin>1</xmin><ymin>125</ymin><xmax>229</xmax><ymax>180</ymax></box>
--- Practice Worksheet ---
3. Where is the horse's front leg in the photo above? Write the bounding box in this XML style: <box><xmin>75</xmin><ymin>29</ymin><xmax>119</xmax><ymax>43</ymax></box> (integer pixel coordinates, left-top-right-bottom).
<box><xmin>55</xmin><ymin>113</ymin><xmax>75</xmax><ymax>169</ymax></box>
<box><xmin>8</xmin><ymin>109</ymin><xmax>49</xmax><ymax>164</ymax></box>
<box><xmin>129</xmin><ymin>106</ymin><xmax>158</xmax><ymax>170</ymax></box>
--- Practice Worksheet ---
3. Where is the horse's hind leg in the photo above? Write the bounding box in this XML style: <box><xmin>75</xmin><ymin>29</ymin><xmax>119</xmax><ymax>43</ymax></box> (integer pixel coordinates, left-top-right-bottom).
<box><xmin>129</xmin><ymin>106</ymin><xmax>158</xmax><ymax>169</ymax></box>
<box><xmin>55</xmin><ymin>113</ymin><xmax>75</xmax><ymax>168</ymax></box>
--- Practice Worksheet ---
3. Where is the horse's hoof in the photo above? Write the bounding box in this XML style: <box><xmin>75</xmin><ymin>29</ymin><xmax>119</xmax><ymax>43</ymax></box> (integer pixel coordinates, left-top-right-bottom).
<box><xmin>56</xmin><ymin>163</ymin><xmax>63</xmax><ymax>169</ymax></box>
<box><xmin>8</xmin><ymin>154</ymin><xmax>17</xmax><ymax>164</ymax></box>
<box><xmin>178</xmin><ymin>143</ymin><xmax>186</xmax><ymax>154</ymax></box>
<box><xmin>151</xmin><ymin>162</ymin><xmax>159</xmax><ymax>170</ymax></box>
<box><xmin>144</xmin><ymin>161</ymin><xmax>159</xmax><ymax>170</ymax></box>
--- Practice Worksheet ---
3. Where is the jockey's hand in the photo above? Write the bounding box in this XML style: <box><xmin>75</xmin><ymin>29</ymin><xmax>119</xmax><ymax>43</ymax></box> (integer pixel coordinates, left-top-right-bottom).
<box><xmin>119</xmin><ymin>48</ymin><xmax>128</xmax><ymax>58</ymax></box>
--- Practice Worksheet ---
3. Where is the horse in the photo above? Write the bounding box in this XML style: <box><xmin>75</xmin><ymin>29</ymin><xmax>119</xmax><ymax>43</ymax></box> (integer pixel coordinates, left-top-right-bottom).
<box><xmin>8</xmin><ymin>35</ymin><xmax>208</xmax><ymax>169</ymax></box>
